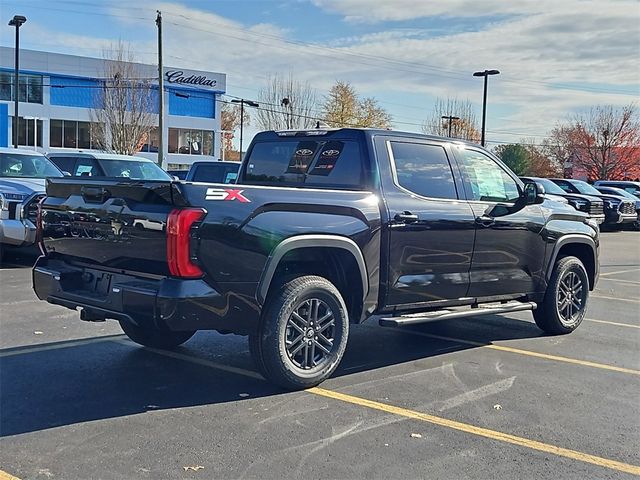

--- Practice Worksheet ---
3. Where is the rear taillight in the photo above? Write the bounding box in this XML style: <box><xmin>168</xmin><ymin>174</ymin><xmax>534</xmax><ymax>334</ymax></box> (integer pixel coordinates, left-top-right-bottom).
<box><xmin>166</xmin><ymin>208</ymin><xmax>206</xmax><ymax>278</ymax></box>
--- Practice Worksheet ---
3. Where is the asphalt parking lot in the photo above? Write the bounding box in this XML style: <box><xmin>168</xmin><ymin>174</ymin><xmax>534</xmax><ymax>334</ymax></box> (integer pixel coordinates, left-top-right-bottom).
<box><xmin>1</xmin><ymin>231</ymin><xmax>638</xmax><ymax>480</ymax></box>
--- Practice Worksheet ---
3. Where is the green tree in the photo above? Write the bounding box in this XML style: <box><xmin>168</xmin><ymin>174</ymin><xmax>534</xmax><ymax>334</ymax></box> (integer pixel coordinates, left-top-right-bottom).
<box><xmin>494</xmin><ymin>144</ymin><xmax>530</xmax><ymax>175</ymax></box>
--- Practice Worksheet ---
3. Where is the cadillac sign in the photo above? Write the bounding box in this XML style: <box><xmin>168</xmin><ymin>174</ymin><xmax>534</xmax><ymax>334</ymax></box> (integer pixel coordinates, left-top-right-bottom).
<box><xmin>164</xmin><ymin>69</ymin><xmax>222</xmax><ymax>89</ymax></box>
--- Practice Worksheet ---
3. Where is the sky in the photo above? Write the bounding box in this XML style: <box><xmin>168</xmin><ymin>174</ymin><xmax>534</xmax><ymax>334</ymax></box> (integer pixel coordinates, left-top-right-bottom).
<box><xmin>1</xmin><ymin>0</ymin><xmax>639</xmax><ymax>149</ymax></box>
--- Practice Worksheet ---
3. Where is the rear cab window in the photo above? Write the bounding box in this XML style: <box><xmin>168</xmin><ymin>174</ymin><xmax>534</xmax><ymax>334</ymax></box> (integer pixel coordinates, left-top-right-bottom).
<box><xmin>243</xmin><ymin>137</ymin><xmax>368</xmax><ymax>190</ymax></box>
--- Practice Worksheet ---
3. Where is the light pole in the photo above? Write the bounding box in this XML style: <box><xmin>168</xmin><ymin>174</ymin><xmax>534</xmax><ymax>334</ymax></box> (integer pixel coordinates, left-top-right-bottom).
<box><xmin>441</xmin><ymin>115</ymin><xmax>460</xmax><ymax>138</ymax></box>
<box><xmin>8</xmin><ymin>15</ymin><xmax>27</xmax><ymax>149</ymax></box>
<box><xmin>230</xmin><ymin>98</ymin><xmax>258</xmax><ymax>160</ymax></box>
<box><xmin>472</xmin><ymin>69</ymin><xmax>500</xmax><ymax>147</ymax></box>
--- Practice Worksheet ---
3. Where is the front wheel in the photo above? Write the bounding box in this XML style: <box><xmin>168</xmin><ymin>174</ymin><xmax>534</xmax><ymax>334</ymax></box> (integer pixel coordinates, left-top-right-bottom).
<box><xmin>533</xmin><ymin>256</ymin><xmax>589</xmax><ymax>335</ymax></box>
<box><xmin>250</xmin><ymin>275</ymin><xmax>349</xmax><ymax>390</ymax></box>
<box><xmin>119</xmin><ymin>319</ymin><xmax>195</xmax><ymax>349</ymax></box>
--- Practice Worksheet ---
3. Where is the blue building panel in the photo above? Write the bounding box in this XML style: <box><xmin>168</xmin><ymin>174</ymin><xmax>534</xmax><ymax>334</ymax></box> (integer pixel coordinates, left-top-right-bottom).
<box><xmin>168</xmin><ymin>87</ymin><xmax>215</xmax><ymax>118</ymax></box>
<box><xmin>0</xmin><ymin>103</ymin><xmax>8</xmax><ymax>147</ymax></box>
<box><xmin>50</xmin><ymin>75</ymin><xmax>100</xmax><ymax>108</ymax></box>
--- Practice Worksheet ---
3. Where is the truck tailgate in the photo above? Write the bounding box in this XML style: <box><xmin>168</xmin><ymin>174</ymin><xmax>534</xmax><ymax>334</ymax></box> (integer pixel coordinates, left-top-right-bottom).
<box><xmin>41</xmin><ymin>178</ymin><xmax>187</xmax><ymax>276</ymax></box>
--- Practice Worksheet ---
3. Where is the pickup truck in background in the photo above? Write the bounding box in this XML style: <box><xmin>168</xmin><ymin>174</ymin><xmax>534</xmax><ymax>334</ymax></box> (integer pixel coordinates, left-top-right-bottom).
<box><xmin>0</xmin><ymin>148</ymin><xmax>64</xmax><ymax>259</ymax></box>
<box><xmin>33</xmin><ymin>129</ymin><xmax>600</xmax><ymax>389</ymax></box>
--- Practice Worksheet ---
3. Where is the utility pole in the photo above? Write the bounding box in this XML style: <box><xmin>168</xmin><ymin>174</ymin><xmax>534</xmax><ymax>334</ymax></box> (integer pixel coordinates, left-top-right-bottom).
<box><xmin>9</xmin><ymin>15</ymin><xmax>27</xmax><ymax>149</ymax></box>
<box><xmin>156</xmin><ymin>10</ymin><xmax>164</xmax><ymax>167</ymax></box>
<box><xmin>231</xmin><ymin>98</ymin><xmax>259</xmax><ymax>160</ymax></box>
<box><xmin>441</xmin><ymin>115</ymin><xmax>460</xmax><ymax>138</ymax></box>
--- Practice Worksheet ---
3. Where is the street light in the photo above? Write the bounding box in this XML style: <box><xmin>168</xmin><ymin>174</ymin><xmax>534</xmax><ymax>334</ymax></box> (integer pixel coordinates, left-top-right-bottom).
<box><xmin>8</xmin><ymin>15</ymin><xmax>27</xmax><ymax>149</ymax></box>
<box><xmin>230</xmin><ymin>98</ymin><xmax>259</xmax><ymax>160</ymax></box>
<box><xmin>441</xmin><ymin>115</ymin><xmax>460</xmax><ymax>138</ymax></box>
<box><xmin>473</xmin><ymin>69</ymin><xmax>500</xmax><ymax>147</ymax></box>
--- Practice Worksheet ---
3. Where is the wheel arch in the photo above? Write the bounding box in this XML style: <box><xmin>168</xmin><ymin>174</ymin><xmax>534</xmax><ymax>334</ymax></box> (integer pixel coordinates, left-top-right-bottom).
<box><xmin>547</xmin><ymin>235</ymin><xmax>598</xmax><ymax>290</ymax></box>
<box><xmin>257</xmin><ymin>235</ymin><xmax>369</xmax><ymax>321</ymax></box>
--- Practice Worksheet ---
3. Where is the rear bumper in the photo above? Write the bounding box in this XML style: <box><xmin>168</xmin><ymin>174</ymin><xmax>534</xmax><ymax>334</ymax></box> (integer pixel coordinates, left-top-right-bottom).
<box><xmin>32</xmin><ymin>257</ymin><xmax>259</xmax><ymax>335</ymax></box>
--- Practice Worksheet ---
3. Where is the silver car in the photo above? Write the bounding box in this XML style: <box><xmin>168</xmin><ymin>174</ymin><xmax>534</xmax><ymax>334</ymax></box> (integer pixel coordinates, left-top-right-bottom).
<box><xmin>0</xmin><ymin>148</ymin><xmax>64</xmax><ymax>257</ymax></box>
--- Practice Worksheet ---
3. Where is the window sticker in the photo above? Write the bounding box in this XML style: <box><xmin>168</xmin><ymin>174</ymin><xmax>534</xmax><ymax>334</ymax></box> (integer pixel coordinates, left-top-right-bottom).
<box><xmin>286</xmin><ymin>141</ymin><xmax>319</xmax><ymax>174</ymax></box>
<box><xmin>308</xmin><ymin>141</ymin><xmax>344</xmax><ymax>176</ymax></box>
<box><xmin>225</xmin><ymin>172</ymin><xmax>238</xmax><ymax>184</ymax></box>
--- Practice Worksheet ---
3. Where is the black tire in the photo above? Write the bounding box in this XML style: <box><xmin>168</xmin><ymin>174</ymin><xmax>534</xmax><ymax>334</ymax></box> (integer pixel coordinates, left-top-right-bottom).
<box><xmin>250</xmin><ymin>275</ymin><xmax>349</xmax><ymax>390</ymax></box>
<box><xmin>119</xmin><ymin>319</ymin><xmax>195</xmax><ymax>349</ymax></box>
<box><xmin>533</xmin><ymin>256</ymin><xmax>589</xmax><ymax>335</ymax></box>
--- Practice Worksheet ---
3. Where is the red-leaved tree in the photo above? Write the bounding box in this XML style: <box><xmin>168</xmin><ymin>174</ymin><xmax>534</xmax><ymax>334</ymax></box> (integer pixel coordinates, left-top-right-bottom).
<box><xmin>548</xmin><ymin>104</ymin><xmax>640</xmax><ymax>180</ymax></box>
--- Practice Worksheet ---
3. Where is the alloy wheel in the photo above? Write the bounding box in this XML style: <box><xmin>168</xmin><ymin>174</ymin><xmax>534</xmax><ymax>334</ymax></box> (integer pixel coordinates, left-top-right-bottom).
<box><xmin>285</xmin><ymin>298</ymin><xmax>336</xmax><ymax>370</ymax></box>
<box><xmin>556</xmin><ymin>270</ymin><xmax>586</xmax><ymax>326</ymax></box>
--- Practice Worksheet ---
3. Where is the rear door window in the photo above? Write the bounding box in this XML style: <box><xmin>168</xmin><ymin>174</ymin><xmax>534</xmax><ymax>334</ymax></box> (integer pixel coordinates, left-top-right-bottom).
<box><xmin>48</xmin><ymin>156</ymin><xmax>76</xmax><ymax>174</ymax></box>
<box><xmin>390</xmin><ymin>142</ymin><xmax>458</xmax><ymax>199</ymax></box>
<box><xmin>244</xmin><ymin>139</ymin><xmax>365</xmax><ymax>189</ymax></box>
<box><xmin>191</xmin><ymin>164</ymin><xmax>240</xmax><ymax>184</ymax></box>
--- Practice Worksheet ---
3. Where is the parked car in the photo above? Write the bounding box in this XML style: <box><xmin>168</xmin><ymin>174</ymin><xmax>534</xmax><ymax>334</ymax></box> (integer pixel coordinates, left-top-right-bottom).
<box><xmin>0</xmin><ymin>148</ymin><xmax>64</xmax><ymax>258</ymax></box>
<box><xmin>34</xmin><ymin>128</ymin><xmax>600</xmax><ymax>389</ymax></box>
<box><xmin>185</xmin><ymin>161</ymin><xmax>240</xmax><ymax>184</ymax></box>
<box><xmin>594</xmin><ymin>186</ymin><xmax>640</xmax><ymax>230</ymax></box>
<box><xmin>550</xmin><ymin>178</ymin><xmax>637</xmax><ymax>228</ymax></box>
<box><xmin>593</xmin><ymin>180</ymin><xmax>640</xmax><ymax>199</ymax></box>
<box><xmin>168</xmin><ymin>169</ymin><xmax>189</xmax><ymax>180</ymax></box>
<box><xmin>521</xmin><ymin>177</ymin><xmax>605</xmax><ymax>224</ymax></box>
<box><xmin>46</xmin><ymin>152</ymin><xmax>172</xmax><ymax>180</ymax></box>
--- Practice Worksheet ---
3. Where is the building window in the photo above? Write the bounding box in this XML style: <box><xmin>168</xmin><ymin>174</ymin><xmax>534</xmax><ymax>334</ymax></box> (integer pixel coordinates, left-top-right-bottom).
<box><xmin>49</xmin><ymin>119</ymin><xmax>102</xmax><ymax>150</ymax></box>
<box><xmin>168</xmin><ymin>128</ymin><xmax>214</xmax><ymax>155</ymax></box>
<box><xmin>63</xmin><ymin>120</ymin><xmax>77</xmax><ymax>148</ymax></box>
<box><xmin>0</xmin><ymin>72</ymin><xmax>43</xmax><ymax>104</ymax></box>
<box><xmin>14</xmin><ymin>117</ymin><xmax>43</xmax><ymax>147</ymax></box>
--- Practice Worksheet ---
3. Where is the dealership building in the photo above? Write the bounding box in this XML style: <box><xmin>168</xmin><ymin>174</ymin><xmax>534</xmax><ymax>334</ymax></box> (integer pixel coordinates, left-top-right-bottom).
<box><xmin>0</xmin><ymin>47</ymin><xmax>226</xmax><ymax>169</ymax></box>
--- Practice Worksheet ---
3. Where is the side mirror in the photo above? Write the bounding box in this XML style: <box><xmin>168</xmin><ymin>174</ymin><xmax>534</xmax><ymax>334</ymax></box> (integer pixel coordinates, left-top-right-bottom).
<box><xmin>523</xmin><ymin>182</ymin><xmax>544</xmax><ymax>205</ymax></box>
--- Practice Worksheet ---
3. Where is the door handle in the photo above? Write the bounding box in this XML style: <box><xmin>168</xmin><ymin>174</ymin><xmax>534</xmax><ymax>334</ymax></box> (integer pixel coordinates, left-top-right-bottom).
<box><xmin>475</xmin><ymin>215</ymin><xmax>495</xmax><ymax>227</ymax></box>
<box><xmin>394</xmin><ymin>211</ymin><xmax>419</xmax><ymax>223</ymax></box>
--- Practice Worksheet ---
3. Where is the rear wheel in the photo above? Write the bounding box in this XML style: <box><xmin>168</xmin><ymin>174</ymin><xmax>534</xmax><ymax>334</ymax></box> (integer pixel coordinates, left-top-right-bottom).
<box><xmin>119</xmin><ymin>319</ymin><xmax>195</xmax><ymax>349</ymax></box>
<box><xmin>250</xmin><ymin>275</ymin><xmax>349</xmax><ymax>390</ymax></box>
<box><xmin>533</xmin><ymin>256</ymin><xmax>589</xmax><ymax>334</ymax></box>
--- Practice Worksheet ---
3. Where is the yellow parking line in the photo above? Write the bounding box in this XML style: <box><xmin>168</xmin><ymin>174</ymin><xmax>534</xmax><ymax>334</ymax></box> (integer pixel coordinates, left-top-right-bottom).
<box><xmin>587</xmin><ymin>318</ymin><xmax>640</xmax><ymax>329</ymax></box>
<box><xmin>119</xmin><ymin>341</ymin><xmax>640</xmax><ymax>474</ymax></box>
<box><xmin>591</xmin><ymin>294</ymin><xmax>640</xmax><ymax>304</ymax></box>
<box><xmin>0</xmin><ymin>469</ymin><xmax>21</xmax><ymax>480</ymax></box>
<box><xmin>394</xmin><ymin>330</ymin><xmax>640</xmax><ymax>376</ymax></box>
<box><xmin>599</xmin><ymin>268</ymin><xmax>640</xmax><ymax>277</ymax></box>
<box><xmin>309</xmin><ymin>387</ymin><xmax>640</xmax><ymax>476</ymax></box>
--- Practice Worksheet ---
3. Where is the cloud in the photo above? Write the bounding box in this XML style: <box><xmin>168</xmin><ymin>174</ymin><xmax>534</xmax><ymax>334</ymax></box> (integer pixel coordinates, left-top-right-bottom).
<box><xmin>8</xmin><ymin>0</ymin><xmax>638</xmax><ymax>143</ymax></box>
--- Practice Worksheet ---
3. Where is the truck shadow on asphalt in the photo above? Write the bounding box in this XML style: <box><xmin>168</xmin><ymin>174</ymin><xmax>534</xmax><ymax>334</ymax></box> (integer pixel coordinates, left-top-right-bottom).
<box><xmin>0</xmin><ymin>314</ymin><xmax>545</xmax><ymax>437</ymax></box>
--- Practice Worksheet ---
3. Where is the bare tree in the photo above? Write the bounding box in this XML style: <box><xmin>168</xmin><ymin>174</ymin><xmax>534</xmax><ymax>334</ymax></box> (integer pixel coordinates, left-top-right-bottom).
<box><xmin>220</xmin><ymin>101</ymin><xmax>249</xmax><ymax>160</ymax></box>
<box><xmin>322</xmin><ymin>81</ymin><xmax>392</xmax><ymax>128</ymax></box>
<box><xmin>548</xmin><ymin>104</ymin><xmax>640</xmax><ymax>180</ymax></box>
<box><xmin>90</xmin><ymin>42</ymin><xmax>156</xmax><ymax>156</ymax></box>
<box><xmin>422</xmin><ymin>97</ymin><xmax>480</xmax><ymax>142</ymax></box>
<box><xmin>256</xmin><ymin>73</ymin><xmax>318</xmax><ymax>130</ymax></box>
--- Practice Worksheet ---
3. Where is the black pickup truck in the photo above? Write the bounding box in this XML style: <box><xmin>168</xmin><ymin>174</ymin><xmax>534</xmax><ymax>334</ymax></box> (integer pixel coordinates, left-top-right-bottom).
<box><xmin>33</xmin><ymin>129</ymin><xmax>600</xmax><ymax>389</ymax></box>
